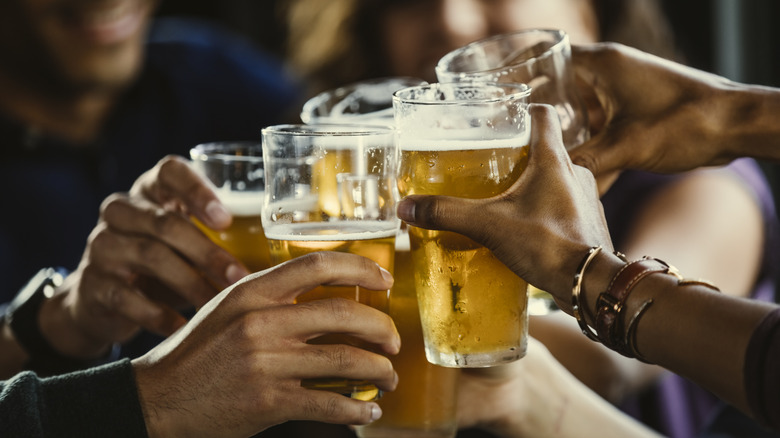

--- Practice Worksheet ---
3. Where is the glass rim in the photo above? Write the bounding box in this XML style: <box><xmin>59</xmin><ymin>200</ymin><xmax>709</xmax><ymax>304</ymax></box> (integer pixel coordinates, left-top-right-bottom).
<box><xmin>189</xmin><ymin>141</ymin><xmax>263</xmax><ymax>162</ymax></box>
<box><xmin>436</xmin><ymin>28</ymin><xmax>569</xmax><ymax>77</ymax></box>
<box><xmin>392</xmin><ymin>82</ymin><xmax>531</xmax><ymax>106</ymax></box>
<box><xmin>261</xmin><ymin>123</ymin><xmax>395</xmax><ymax>137</ymax></box>
<box><xmin>300</xmin><ymin>76</ymin><xmax>428</xmax><ymax>124</ymax></box>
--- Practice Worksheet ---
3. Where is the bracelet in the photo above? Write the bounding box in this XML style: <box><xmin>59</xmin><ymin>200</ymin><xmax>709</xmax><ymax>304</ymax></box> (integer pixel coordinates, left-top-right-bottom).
<box><xmin>571</xmin><ymin>246</ymin><xmax>603</xmax><ymax>341</ymax></box>
<box><xmin>595</xmin><ymin>257</ymin><xmax>671</xmax><ymax>356</ymax></box>
<box><xmin>624</xmin><ymin>270</ymin><xmax>720</xmax><ymax>362</ymax></box>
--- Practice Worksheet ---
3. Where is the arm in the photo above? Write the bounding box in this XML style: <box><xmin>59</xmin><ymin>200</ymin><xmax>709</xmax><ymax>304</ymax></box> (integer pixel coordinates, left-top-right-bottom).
<box><xmin>2</xmin><ymin>252</ymin><xmax>400</xmax><ymax>438</ymax></box>
<box><xmin>0</xmin><ymin>156</ymin><xmax>249</xmax><ymax>379</ymax></box>
<box><xmin>397</xmin><ymin>104</ymin><xmax>778</xmax><ymax>426</ymax></box>
<box><xmin>544</xmin><ymin>166</ymin><xmax>766</xmax><ymax>402</ymax></box>
<box><xmin>569</xmin><ymin>42</ymin><xmax>780</xmax><ymax>181</ymax></box>
<box><xmin>0</xmin><ymin>360</ymin><xmax>148</xmax><ymax>438</ymax></box>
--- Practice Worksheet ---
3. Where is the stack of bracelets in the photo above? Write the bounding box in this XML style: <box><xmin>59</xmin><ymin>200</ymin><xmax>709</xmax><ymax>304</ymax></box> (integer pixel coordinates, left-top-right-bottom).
<box><xmin>571</xmin><ymin>246</ymin><xmax>721</xmax><ymax>363</ymax></box>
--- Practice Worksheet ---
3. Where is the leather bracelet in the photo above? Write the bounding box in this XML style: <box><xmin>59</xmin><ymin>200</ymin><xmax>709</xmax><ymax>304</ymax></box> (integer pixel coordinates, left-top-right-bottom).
<box><xmin>595</xmin><ymin>257</ymin><xmax>671</xmax><ymax>356</ymax></box>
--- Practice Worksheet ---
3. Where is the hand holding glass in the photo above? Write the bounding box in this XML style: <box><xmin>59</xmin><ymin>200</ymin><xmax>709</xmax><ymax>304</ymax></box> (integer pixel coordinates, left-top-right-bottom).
<box><xmin>436</xmin><ymin>29</ymin><xmax>588</xmax><ymax>149</ymax></box>
<box><xmin>261</xmin><ymin>124</ymin><xmax>399</xmax><ymax>400</ymax></box>
<box><xmin>393</xmin><ymin>83</ymin><xmax>531</xmax><ymax>368</ymax></box>
<box><xmin>189</xmin><ymin>142</ymin><xmax>271</xmax><ymax>272</ymax></box>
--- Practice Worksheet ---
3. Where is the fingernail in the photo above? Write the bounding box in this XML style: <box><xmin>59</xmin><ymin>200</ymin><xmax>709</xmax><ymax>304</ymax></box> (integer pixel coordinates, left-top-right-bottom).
<box><xmin>370</xmin><ymin>404</ymin><xmax>382</xmax><ymax>422</ymax></box>
<box><xmin>205</xmin><ymin>200</ymin><xmax>231</xmax><ymax>228</ymax></box>
<box><xmin>396</xmin><ymin>199</ymin><xmax>415</xmax><ymax>223</ymax></box>
<box><xmin>226</xmin><ymin>264</ymin><xmax>250</xmax><ymax>284</ymax></box>
<box><xmin>379</xmin><ymin>267</ymin><xmax>393</xmax><ymax>283</ymax></box>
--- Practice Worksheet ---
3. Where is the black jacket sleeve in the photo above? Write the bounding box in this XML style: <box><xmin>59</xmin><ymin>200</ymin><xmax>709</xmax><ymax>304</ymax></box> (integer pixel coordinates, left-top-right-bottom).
<box><xmin>0</xmin><ymin>358</ymin><xmax>148</xmax><ymax>437</ymax></box>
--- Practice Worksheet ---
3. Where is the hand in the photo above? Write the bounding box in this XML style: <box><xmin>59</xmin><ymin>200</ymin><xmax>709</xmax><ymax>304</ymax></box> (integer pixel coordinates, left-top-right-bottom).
<box><xmin>569</xmin><ymin>42</ymin><xmax>740</xmax><ymax>189</ymax></box>
<box><xmin>40</xmin><ymin>156</ymin><xmax>250</xmax><ymax>359</ymax></box>
<box><xmin>133</xmin><ymin>251</ymin><xmax>401</xmax><ymax>438</ymax></box>
<box><xmin>396</xmin><ymin>104</ymin><xmax>612</xmax><ymax>308</ymax></box>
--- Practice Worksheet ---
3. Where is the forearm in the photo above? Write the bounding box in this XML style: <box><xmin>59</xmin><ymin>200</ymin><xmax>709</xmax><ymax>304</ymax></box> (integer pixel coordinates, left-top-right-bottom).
<box><xmin>0</xmin><ymin>359</ymin><xmax>148</xmax><ymax>437</ymax></box>
<box><xmin>718</xmin><ymin>82</ymin><xmax>780</xmax><ymax>163</ymax></box>
<box><xmin>582</xmin><ymin>252</ymin><xmax>776</xmax><ymax>415</ymax></box>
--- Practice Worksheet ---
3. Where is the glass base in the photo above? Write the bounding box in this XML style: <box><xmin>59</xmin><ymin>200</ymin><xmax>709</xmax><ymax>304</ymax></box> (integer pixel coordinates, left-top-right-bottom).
<box><xmin>424</xmin><ymin>346</ymin><xmax>525</xmax><ymax>368</ymax></box>
<box><xmin>355</xmin><ymin>425</ymin><xmax>456</xmax><ymax>438</ymax></box>
<box><xmin>301</xmin><ymin>379</ymin><xmax>382</xmax><ymax>401</ymax></box>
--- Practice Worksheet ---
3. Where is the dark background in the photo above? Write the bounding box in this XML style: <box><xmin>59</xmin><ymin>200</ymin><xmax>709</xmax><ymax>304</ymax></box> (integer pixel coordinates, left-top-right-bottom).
<box><xmin>152</xmin><ymin>0</ymin><xmax>780</xmax><ymax>87</ymax></box>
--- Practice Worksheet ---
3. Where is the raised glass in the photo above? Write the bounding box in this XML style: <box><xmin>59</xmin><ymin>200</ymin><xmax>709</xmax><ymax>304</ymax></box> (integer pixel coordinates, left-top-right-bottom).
<box><xmin>301</xmin><ymin>80</ymin><xmax>460</xmax><ymax>438</ymax></box>
<box><xmin>189</xmin><ymin>142</ymin><xmax>271</xmax><ymax>272</ymax></box>
<box><xmin>261</xmin><ymin>124</ymin><xmax>399</xmax><ymax>400</ymax></box>
<box><xmin>436</xmin><ymin>29</ymin><xmax>588</xmax><ymax>149</ymax></box>
<box><xmin>393</xmin><ymin>82</ymin><xmax>531</xmax><ymax>368</ymax></box>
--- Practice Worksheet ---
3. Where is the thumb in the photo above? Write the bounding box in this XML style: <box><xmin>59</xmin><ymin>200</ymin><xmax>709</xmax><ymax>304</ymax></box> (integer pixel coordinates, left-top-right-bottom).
<box><xmin>397</xmin><ymin>194</ymin><xmax>488</xmax><ymax>238</ymax></box>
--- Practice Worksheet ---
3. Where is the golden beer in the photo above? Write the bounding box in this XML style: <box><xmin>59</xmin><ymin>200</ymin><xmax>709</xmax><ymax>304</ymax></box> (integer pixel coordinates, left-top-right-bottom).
<box><xmin>357</xmin><ymin>232</ymin><xmax>459</xmax><ymax>438</ymax></box>
<box><xmin>194</xmin><ymin>191</ymin><xmax>271</xmax><ymax>273</ymax></box>
<box><xmin>398</xmin><ymin>138</ymin><xmax>530</xmax><ymax>367</ymax></box>
<box><xmin>266</xmin><ymin>221</ymin><xmax>396</xmax><ymax>399</ymax></box>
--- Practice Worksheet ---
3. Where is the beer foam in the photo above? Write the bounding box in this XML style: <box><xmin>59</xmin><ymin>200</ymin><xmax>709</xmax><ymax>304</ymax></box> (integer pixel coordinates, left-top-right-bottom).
<box><xmin>398</xmin><ymin>130</ymin><xmax>530</xmax><ymax>151</ymax></box>
<box><xmin>217</xmin><ymin>190</ymin><xmax>264</xmax><ymax>217</ymax></box>
<box><xmin>310</xmin><ymin>133</ymin><xmax>394</xmax><ymax>150</ymax></box>
<box><xmin>264</xmin><ymin>221</ymin><xmax>399</xmax><ymax>241</ymax></box>
<box><xmin>395</xmin><ymin>230</ymin><xmax>411</xmax><ymax>251</ymax></box>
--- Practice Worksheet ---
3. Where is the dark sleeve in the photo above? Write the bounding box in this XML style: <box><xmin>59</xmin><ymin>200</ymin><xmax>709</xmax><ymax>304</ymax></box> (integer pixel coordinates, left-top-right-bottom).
<box><xmin>744</xmin><ymin>307</ymin><xmax>780</xmax><ymax>430</ymax></box>
<box><xmin>0</xmin><ymin>358</ymin><xmax>148</xmax><ymax>437</ymax></box>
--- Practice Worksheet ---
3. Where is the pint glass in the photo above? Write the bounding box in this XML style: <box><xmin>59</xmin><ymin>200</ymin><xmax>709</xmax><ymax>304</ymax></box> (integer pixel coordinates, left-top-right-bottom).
<box><xmin>355</xmin><ymin>232</ymin><xmax>459</xmax><ymax>438</ymax></box>
<box><xmin>436</xmin><ymin>29</ymin><xmax>588</xmax><ymax>149</ymax></box>
<box><xmin>189</xmin><ymin>142</ymin><xmax>271</xmax><ymax>272</ymax></box>
<box><xmin>301</xmin><ymin>83</ymin><xmax>460</xmax><ymax>436</ymax></box>
<box><xmin>393</xmin><ymin>83</ymin><xmax>531</xmax><ymax>368</ymax></box>
<box><xmin>261</xmin><ymin>124</ymin><xmax>399</xmax><ymax>400</ymax></box>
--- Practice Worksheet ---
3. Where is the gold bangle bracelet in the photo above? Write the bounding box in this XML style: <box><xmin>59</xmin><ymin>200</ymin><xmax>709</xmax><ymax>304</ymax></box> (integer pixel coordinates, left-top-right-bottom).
<box><xmin>571</xmin><ymin>246</ymin><xmax>602</xmax><ymax>341</ymax></box>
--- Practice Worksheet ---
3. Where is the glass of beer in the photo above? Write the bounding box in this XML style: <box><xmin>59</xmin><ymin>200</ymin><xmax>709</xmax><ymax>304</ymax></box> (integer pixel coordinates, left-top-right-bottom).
<box><xmin>300</xmin><ymin>77</ymin><xmax>427</xmax><ymax>126</ymax></box>
<box><xmin>355</xmin><ymin>231</ymin><xmax>460</xmax><ymax>438</ymax></box>
<box><xmin>261</xmin><ymin>124</ymin><xmax>399</xmax><ymax>400</ymax></box>
<box><xmin>393</xmin><ymin>82</ymin><xmax>531</xmax><ymax>368</ymax></box>
<box><xmin>435</xmin><ymin>29</ymin><xmax>588</xmax><ymax>149</ymax></box>
<box><xmin>189</xmin><ymin>142</ymin><xmax>271</xmax><ymax>272</ymax></box>
<box><xmin>301</xmin><ymin>85</ymin><xmax>461</xmax><ymax>437</ymax></box>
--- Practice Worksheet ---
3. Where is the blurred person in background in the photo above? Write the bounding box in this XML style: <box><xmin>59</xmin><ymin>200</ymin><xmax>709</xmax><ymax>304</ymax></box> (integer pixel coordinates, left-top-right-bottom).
<box><xmin>0</xmin><ymin>0</ymin><xmax>301</xmax><ymax>365</ymax></box>
<box><xmin>284</xmin><ymin>1</ymin><xmax>778</xmax><ymax>437</ymax></box>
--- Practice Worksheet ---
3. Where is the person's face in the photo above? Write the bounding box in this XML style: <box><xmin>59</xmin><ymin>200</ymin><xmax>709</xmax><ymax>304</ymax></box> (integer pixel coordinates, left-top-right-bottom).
<box><xmin>0</xmin><ymin>0</ymin><xmax>158</xmax><ymax>94</ymax></box>
<box><xmin>379</xmin><ymin>0</ymin><xmax>599</xmax><ymax>82</ymax></box>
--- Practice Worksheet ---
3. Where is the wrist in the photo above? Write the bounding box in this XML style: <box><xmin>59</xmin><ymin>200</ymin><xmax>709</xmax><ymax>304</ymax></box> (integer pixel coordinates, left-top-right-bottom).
<box><xmin>7</xmin><ymin>268</ymin><xmax>116</xmax><ymax>376</ymax></box>
<box><xmin>39</xmin><ymin>288</ymin><xmax>112</xmax><ymax>360</ymax></box>
<box><xmin>716</xmin><ymin>82</ymin><xmax>780</xmax><ymax>162</ymax></box>
<box><xmin>576</xmin><ymin>250</ymin><xmax>627</xmax><ymax>326</ymax></box>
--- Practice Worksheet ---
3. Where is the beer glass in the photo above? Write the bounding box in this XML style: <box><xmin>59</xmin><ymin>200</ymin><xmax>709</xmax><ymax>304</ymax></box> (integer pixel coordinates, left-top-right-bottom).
<box><xmin>300</xmin><ymin>77</ymin><xmax>427</xmax><ymax>126</ymax></box>
<box><xmin>261</xmin><ymin>124</ymin><xmax>399</xmax><ymax>400</ymax></box>
<box><xmin>393</xmin><ymin>82</ymin><xmax>531</xmax><ymax>368</ymax></box>
<box><xmin>436</xmin><ymin>29</ymin><xmax>588</xmax><ymax>149</ymax></box>
<box><xmin>355</xmin><ymin>231</ymin><xmax>459</xmax><ymax>438</ymax></box>
<box><xmin>189</xmin><ymin>142</ymin><xmax>271</xmax><ymax>272</ymax></box>
<box><xmin>301</xmin><ymin>82</ymin><xmax>460</xmax><ymax>438</ymax></box>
